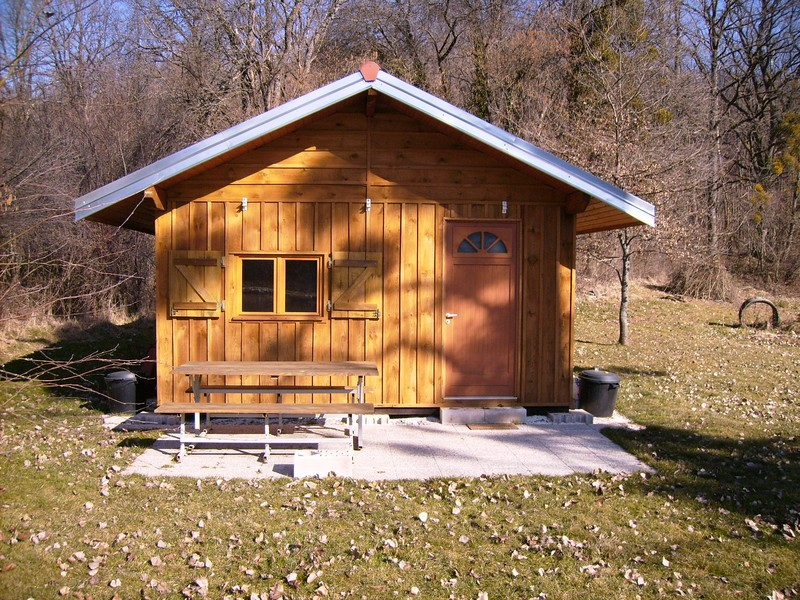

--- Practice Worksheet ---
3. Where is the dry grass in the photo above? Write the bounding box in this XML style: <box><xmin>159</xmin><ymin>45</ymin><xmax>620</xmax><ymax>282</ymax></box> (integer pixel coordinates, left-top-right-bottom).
<box><xmin>0</xmin><ymin>286</ymin><xmax>798</xmax><ymax>599</ymax></box>
<box><xmin>665</xmin><ymin>261</ymin><xmax>735</xmax><ymax>301</ymax></box>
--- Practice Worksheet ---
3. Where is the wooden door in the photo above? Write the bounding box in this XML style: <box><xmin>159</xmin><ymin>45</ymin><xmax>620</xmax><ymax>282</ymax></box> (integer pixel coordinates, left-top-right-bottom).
<box><xmin>443</xmin><ymin>220</ymin><xmax>519</xmax><ymax>398</ymax></box>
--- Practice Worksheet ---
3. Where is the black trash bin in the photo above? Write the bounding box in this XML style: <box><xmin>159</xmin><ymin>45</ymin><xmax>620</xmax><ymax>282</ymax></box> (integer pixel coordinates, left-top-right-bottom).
<box><xmin>578</xmin><ymin>368</ymin><xmax>620</xmax><ymax>417</ymax></box>
<box><xmin>104</xmin><ymin>370</ymin><xmax>137</xmax><ymax>413</ymax></box>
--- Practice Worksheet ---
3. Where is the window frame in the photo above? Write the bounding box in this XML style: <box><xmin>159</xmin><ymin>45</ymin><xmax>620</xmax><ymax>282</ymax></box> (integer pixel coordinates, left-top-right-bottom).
<box><xmin>228</xmin><ymin>252</ymin><xmax>326</xmax><ymax>321</ymax></box>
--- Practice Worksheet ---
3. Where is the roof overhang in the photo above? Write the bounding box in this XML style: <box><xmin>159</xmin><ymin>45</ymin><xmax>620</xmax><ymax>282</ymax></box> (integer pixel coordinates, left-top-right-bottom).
<box><xmin>74</xmin><ymin>62</ymin><xmax>655</xmax><ymax>235</ymax></box>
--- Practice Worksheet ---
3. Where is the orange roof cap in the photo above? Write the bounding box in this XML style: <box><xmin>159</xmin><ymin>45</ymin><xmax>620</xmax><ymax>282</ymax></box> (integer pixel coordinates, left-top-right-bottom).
<box><xmin>360</xmin><ymin>61</ymin><xmax>380</xmax><ymax>82</ymax></box>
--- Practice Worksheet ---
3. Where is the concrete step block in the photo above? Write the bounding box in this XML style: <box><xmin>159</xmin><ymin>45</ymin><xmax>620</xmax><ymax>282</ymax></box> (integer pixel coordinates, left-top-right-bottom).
<box><xmin>440</xmin><ymin>407</ymin><xmax>528</xmax><ymax>425</ymax></box>
<box><xmin>548</xmin><ymin>410</ymin><xmax>594</xmax><ymax>425</ymax></box>
<box><xmin>484</xmin><ymin>407</ymin><xmax>527</xmax><ymax>424</ymax></box>
<box><xmin>440</xmin><ymin>407</ymin><xmax>486</xmax><ymax>425</ymax></box>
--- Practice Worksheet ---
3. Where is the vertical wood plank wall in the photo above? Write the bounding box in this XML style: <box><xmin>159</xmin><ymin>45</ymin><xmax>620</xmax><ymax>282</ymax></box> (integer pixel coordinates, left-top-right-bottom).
<box><xmin>157</xmin><ymin>103</ymin><xmax>575</xmax><ymax>408</ymax></box>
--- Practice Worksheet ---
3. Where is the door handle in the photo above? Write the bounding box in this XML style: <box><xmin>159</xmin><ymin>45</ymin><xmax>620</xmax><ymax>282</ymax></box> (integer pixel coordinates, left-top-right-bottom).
<box><xmin>445</xmin><ymin>312</ymin><xmax>458</xmax><ymax>319</ymax></box>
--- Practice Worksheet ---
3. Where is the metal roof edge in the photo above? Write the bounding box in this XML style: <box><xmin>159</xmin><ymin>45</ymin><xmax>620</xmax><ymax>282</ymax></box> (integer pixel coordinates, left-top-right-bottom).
<box><xmin>371</xmin><ymin>71</ymin><xmax>655</xmax><ymax>227</ymax></box>
<box><xmin>74</xmin><ymin>72</ymin><xmax>370</xmax><ymax>221</ymax></box>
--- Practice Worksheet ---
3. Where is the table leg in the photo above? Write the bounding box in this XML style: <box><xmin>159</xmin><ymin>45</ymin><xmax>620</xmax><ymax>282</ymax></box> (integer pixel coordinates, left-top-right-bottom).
<box><xmin>190</xmin><ymin>374</ymin><xmax>201</xmax><ymax>432</ymax></box>
<box><xmin>356</xmin><ymin>375</ymin><xmax>365</xmax><ymax>450</ymax></box>
<box><xmin>178</xmin><ymin>416</ymin><xmax>186</xmax><ymax>461</ymax></box>
<box><xmin>276</xmin><ymin>393</ymin><xmax>283</xmax><ymax>435</ymax></box>
<box><xmin>263</xmin><ymin>413</ymin><xmax>270</xmax><ymax>461</ymax></box>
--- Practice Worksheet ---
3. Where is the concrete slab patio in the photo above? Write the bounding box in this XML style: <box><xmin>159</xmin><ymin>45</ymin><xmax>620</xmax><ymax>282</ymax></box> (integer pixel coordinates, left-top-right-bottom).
<box><xmin>108</xmin><ymin>414</ymin><xmax>653</xmax><ymax>481</ymax></box>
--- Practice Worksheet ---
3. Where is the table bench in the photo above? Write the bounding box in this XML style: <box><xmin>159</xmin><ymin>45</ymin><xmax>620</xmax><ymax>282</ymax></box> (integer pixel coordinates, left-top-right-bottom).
<box><xmin>183</xmin><ymin>384</ymin><xmax>359</xmax><ymax>433</ymax></box>
<box><xmin>156</xmin><ymin>361</ymin><xmax>379</xmax><ymax>461</ymax></box>
<box><xmin>155</xmin><ymin>400</ymin><xmax>375</xmax><ymax>460</ymax></box>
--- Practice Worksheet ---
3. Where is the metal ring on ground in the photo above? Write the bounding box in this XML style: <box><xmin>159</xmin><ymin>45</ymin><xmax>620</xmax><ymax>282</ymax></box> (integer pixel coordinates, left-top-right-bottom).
<box><xmin>738</xmin><ymin>297</ymin><xmax>780</xmax><ymax>328</ymax></box>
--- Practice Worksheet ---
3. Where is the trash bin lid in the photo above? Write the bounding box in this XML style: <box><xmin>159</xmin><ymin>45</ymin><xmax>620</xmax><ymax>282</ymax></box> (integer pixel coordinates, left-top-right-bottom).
<box><xmin>105</xmin><ymin>370</ymin><xmax>136</xmax><ymax>382</ymax></box>
<box><xmin>578</xmin><ymin>368</ymin><xmax>620</xmax><ymax>385</ymax></box>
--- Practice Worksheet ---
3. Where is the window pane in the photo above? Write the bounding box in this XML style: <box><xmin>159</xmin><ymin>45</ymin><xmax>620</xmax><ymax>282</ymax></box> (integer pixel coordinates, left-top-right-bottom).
<box><xmin>487</xmin><ymin>239</ymin><xmax>508</xmax><ymax>253</ymax></box>
<box><xmin>242</xmin><ymin>259</ymin><xmax>274</xmax><ymax>312</ymax></box>
<box><xmin>457</xmin><ymin>239</ymin><xmax>478</xmax><ymax>253</ymax></box>
<box><xmin>285</xmin><ymin>259</ymin><xmax>318</xmax><ymax>313</ymax></box>
<box><xmin>468</xmin><ymin>232</ymin><xmax>483</xmax><ymax>247</ymax></box>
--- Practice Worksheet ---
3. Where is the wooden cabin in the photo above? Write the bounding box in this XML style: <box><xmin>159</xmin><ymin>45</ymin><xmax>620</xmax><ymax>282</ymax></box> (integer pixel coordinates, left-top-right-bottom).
<box><xmin>75</xmin><ymin>62</ymin><xmax>655</xmax><ymax>412</ymax></box>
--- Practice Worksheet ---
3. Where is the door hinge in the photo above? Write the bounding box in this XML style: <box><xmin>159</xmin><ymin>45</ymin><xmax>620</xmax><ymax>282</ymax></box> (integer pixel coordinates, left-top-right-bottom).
<box><xmin>220</xmin><ymin>300</ymin><xmax>225</xmax><ymax>312</ymax></box>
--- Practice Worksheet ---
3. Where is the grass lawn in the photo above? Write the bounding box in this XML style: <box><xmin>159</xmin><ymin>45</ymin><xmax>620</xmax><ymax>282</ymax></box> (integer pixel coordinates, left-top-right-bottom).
<box><xmin>0</xmin><ymin>287</ymin><xmax>798</xmax><ymax>599</ymax></box>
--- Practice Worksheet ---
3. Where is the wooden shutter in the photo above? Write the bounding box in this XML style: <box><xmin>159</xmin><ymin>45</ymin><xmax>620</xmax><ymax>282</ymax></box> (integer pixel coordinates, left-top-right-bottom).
<box><xmin>329</xmin><ymin>252</ymin><xmax>382</xmax><ymax>319</ymax></box>
<box><xmin>169</xmin><ymin>251</ymin><xmax>223</xmax><ymax>318</ymax></box>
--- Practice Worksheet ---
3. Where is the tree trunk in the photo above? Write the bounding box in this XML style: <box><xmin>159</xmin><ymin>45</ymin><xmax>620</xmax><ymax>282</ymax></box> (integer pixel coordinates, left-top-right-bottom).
<box><xmin>708</xmin><ymin>58</ymin><xmax>722</xmax><ymax>261</ymax></box>
<box><xmin>617</xmin><ymin>231</ymin><xmax>633</xmax><ymax>346</ymax></box>
<box><xmin>779</xmin><ymin>170</ymin><xmax>799</xmax><ymax>277</ymax></box>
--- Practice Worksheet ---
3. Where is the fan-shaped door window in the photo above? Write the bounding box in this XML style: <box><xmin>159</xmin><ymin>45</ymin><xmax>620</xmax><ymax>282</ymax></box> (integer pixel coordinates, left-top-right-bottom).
<box><xmin>457</xmin><ymin>231</ymin><xmax>508</xmax><ymax>254</ymax></box>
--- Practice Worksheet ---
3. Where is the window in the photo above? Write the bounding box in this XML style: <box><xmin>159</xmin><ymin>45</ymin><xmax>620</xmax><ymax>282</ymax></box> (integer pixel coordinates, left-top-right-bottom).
<box><xmin>457</xmin><ymin>231</ymin><xmax>508</xmax><ymax>254</ymax></box>
<box><xmin>230</xmin><ymin>253</ymin><xmax>324</xmax><ymax>320</ymax></box>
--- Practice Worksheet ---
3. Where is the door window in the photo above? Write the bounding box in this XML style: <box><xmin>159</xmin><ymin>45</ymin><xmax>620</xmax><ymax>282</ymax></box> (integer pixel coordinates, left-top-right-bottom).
<box><xmin>457</xmin><ymin>231</ymin><xmax>508</xmax><ymax>254</ymax></box>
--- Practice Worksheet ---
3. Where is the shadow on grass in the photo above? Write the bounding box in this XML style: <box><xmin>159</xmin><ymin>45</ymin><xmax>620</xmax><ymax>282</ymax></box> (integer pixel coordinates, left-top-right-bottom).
<box><xmin>603</xmin><ymin>425</ymin><xmax>800</xmax><ymax>526</ymax></box>
<box><xmin>575</xmin><ymin>339</ymin><xmax>617</xmax><ymax>346</ymax></box>
<box><xmin>80</xmin><ymin>395</ymin><xmax>108</xmax><ymax>413</ymax></box>
<box><xmin>643</xmin><ymin>283</ymin><xmax>687</xmax><ymax>301</ymax></box>
<box><xmin>0</xmin><ymin>318</ymin><xmax>156</xmax><ymax>410</ymax></box>
<box><xmin>574</xmin><ymin>364</ymin><xmax>669</xmax><ymax>377</ymax></box>
<box><xmin>117</xmin><ymin>436</ymin><xmax>159</xmax><ymax>449</ymax></box>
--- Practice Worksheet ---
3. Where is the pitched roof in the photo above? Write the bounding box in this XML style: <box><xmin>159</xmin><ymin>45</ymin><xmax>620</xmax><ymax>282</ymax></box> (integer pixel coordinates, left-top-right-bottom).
<box><xmin>74</xmin><ymin>62</ymin><xmax>655</xmax><ymax>234</ymax></box>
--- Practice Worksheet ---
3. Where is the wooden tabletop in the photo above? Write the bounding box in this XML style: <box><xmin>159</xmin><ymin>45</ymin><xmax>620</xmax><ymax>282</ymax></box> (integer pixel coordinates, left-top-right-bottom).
<box><xmin>174</xmin><ymin>361</ymin><xmax>380</xmax><ymax>377</ymax></box>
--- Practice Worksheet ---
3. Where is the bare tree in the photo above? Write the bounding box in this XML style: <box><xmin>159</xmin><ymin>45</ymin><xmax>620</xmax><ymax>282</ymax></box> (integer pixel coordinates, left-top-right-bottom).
<box><xmin>723</xmin><ymin>0</ymin><xmax>800</xmax><ymax>281</ymax></box>
<box><xmin>1</xmin><ymin>0</ymin><xmax>69</xmax><ymax>94</ymax></box>
<box><xmin>683</xmin><ymin>0</ymin><xmax>736</xmax><ymax>263</ymax></box>
<box><xmin>773</xmin><ymin>113</ymin><xmax>800</xmax><ymax>281</ymax></box>
<box><xmin>682</xmin><ymin>0</ymin><xmax>800</xmax><ymax>285</ymax></box>
<box><xmin>1</xmin><ymin>0</ymin><xmax>161</xmax><ymax>334</ymax></box>
<box><xmin>134</xmin><ymin>0</ymin><xmax>346</xmax><ymax>130</ymax></box>
<box><xmin>557</xmin><ymin>0</ymin><xmax>700</xmax><ymax>342</ymax></box>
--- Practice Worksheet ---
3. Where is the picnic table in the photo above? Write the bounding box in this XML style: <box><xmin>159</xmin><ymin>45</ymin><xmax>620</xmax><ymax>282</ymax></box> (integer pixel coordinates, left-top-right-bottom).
<box><xmin>156</xmin><ymin>361</ymin><xmax>379</xmax><ymax>460</ymax></box>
